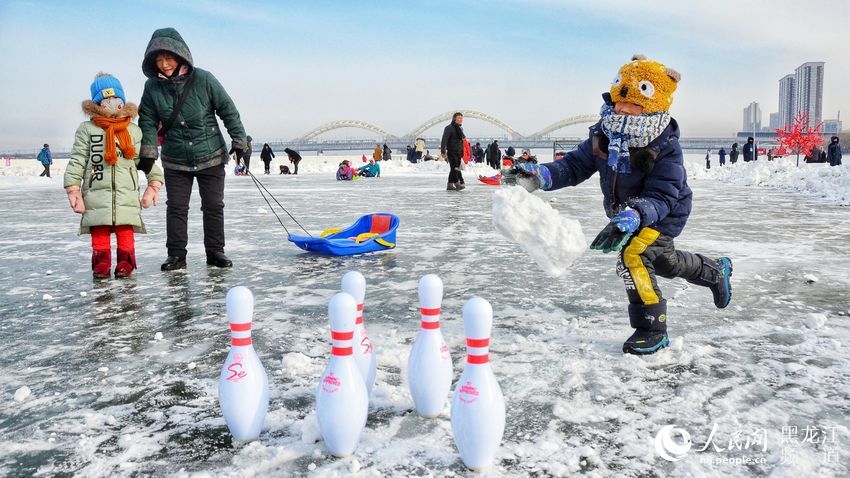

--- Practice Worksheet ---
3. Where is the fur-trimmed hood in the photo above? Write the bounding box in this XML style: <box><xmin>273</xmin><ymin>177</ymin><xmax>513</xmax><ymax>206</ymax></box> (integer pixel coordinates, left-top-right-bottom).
<box><xmin>82</xmin><ymin>100</ymin><xmax>138</xmax><ymax>119</ymax></box>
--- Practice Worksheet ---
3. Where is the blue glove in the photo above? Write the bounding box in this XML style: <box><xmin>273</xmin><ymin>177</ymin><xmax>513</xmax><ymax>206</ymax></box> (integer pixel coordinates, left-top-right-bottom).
<box><xmin>612</xmin><ymin>208</ymin><xmax>640</xmax><ymax>233</ymax></box>
<box><xmin>590</xmin><ymin>208</ymin><xmax>641</xmax><ymax>253</ymax></box>
<box><xmin>500</xmin><ymin>163</ymin><xmax>553</xmax><ymax>191</ymax></box>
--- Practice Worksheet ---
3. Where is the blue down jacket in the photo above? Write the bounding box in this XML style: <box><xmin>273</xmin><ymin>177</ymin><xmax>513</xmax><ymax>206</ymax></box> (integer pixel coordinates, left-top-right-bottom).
<box><xmin>542</xmin><ymin>117</ymin><xmax>692</xmax><ymax>238</ymax></box>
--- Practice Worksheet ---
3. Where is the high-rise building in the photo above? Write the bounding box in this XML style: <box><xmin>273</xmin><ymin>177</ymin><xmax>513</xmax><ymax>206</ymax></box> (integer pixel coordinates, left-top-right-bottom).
<box><xmin>794</xmin><ymin>62</ymin><xmax>824</xmax><ymax>127</ymax></box>
<box><xmin>768</xmin><ymin>112</ymin><xmax>780</xmax><ymax>131</ymax></box>
<box><xmin>778</xmin><ymin>74</ymin><xmax>796</xmax><ymax>130</ymax></box>
<box><xmin>742</xmin><ymin>101</ymin><xmax>762</xmax><ymax>132</ymax></box>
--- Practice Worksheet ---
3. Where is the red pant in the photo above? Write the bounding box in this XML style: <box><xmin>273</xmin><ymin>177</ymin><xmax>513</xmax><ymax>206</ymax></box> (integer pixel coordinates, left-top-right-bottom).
<box><xmin>90</xmin><ymin>225</ymin><xmax>135</xmax><ymax>251</ymax></box>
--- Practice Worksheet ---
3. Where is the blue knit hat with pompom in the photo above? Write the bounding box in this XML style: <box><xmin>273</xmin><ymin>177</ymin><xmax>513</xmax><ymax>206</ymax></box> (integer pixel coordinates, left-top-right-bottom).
<box><xmin>90</xmin><ymin>73</ymin><xmax>126</xmax><ymax>104</ymax></box>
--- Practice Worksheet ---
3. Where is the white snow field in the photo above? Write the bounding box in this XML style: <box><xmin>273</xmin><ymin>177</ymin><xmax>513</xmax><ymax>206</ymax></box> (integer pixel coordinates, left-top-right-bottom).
<box><xmin>0</xmin><ymin>155</ymin><xmax>848</xmax><ymax>477</ymax></box>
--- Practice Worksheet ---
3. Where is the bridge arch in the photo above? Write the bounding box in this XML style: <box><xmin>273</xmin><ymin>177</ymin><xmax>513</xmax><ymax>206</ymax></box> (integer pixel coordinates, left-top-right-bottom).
<box><xmin>405</xmin><ymin>110</ymin><xmax>522</xmax><ymax>140</ymax></box>
<box><xmin>293</xmin><ymin>120</ymin><xmax>394</xmax><ymax>142</ymax></box>
<box><xmin>530</xmin><ymin>114</ymin><xmax>599</xmax><ymax>138</ymax></box>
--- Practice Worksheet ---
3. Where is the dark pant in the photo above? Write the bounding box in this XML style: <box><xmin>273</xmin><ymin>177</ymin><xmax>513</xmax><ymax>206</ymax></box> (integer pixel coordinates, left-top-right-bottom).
<box><xmin>242</xmin><ymin>155</ymin><xmax>251</xmax><ymax>171</ymax></box>
<box><xmin>617</xmin><ymin>227</ymin><xmax>718</xmax><ymax>329</ymax></box>
<box><xmin>164</xmin><ymin>164</ymin><xmax>226</xmax><ymax>257</ymax></box>
<box><xmin>447</xmin><ymin>153</ymin><xmax>464</xmax><ymax>184</ymax></box>
<box><xmin>263</xmin><ymin>159</ymin><xmax>271</xmax><ymax>174</ymax></box>
<box><xmin>292</xmin><ymin>160</ymin><xmax>299</xmax><ymax>175</ymax></box>
<box><xmin>39</xmin><ymin>164</ymin><xmax>50</xmax><ymax>177</ymax></box>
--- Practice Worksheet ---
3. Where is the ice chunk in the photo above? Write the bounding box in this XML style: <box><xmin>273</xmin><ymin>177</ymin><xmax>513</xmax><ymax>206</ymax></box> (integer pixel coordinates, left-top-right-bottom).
<box><xmin>42</xmin><ymin>294</ymin><xmax>53</xmax><ymax>301</ymax></box>
<box><xmin>493</xmin><ymin>187</ymin><xmax>586</xmax><ymax>277</ymax></box>
<box><xmin>257</xmin><ymin>207</ymin><xmax>268</xmax><ymax>214</ymax></box>
<box><xmin>187</xmin><ymin>362</ymin><xmax>197</xmax><ymax>370</ymax></box>
<box><xmin>803</xmin><ymin>313</ymin><xmax>827</xmax><ymax>329</ymax></box>
<box><xmin>154</xmin><ymin>332</ymin><xmax>163</xmax><ymax>341</ymax></box>
<box><xmin>79</xmin><ymin>291</ymin><xmax>88</xmax><ymax>297</ymax></box>
<box><xmin>804</xmin><ymin>273</ymin><xmax>818</xmax><ymax>284</ymax></box>
<box><xmin>14</xmin><ymin>386</ymin><xmax>31</xmax><ymax>402</ymax></box>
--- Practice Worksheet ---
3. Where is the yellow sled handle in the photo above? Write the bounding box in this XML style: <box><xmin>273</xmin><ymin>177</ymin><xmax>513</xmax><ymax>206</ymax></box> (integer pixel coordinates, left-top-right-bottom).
<box><xmin>321</xmin><ymin>228</ymin><xmax>342</xmax><ymax>238</ymax></box>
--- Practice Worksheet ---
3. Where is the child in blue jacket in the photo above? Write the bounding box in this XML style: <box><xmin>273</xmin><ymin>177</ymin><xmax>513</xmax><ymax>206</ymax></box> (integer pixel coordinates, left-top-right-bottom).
<box><xmin>505</xmin><ymin>55</ymin><xmax>733</xmax><ymax>355</ymax></box>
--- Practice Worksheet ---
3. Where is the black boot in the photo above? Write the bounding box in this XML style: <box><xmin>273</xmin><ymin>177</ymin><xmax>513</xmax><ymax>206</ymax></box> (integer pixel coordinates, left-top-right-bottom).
<box><xmin>623</xmin><ymin>301</ymin><xmax>669</xmax><ymax>355</ymax></box>
<box><xmin>161</xmin><ymin>255</ymin><xmax>187</xmax><ymax>271</ymax></box>
<box><xmin>688</xmin><ymin>255</ymin><xmax>733</xmax><ymax>309</ymax></box>
<box><xmin>206</xmin><ymin>251</ymin><xmax>233</xmax><ymax>268</ymax></box>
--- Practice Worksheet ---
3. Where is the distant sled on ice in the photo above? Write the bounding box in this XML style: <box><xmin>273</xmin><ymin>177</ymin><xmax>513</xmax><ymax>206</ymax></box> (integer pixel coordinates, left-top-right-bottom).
<box><xmin>288</xmin><ymin>213</ymin><xmax>399</xmax><ymax>256</ymax></box>
<box><xmin>478</xmin><ymin>173</ymin><xmax>502</xmax><ymax>186</ymax></box>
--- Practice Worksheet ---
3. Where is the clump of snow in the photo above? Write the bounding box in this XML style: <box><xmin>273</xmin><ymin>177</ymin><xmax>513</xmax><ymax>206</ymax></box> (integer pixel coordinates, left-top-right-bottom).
<box><xmin>13</xmin><ymin>386</ymin><xmax>31</xmax><ymax>402</ymax></box>
<box><xmin>97</xmin><ymin>367</ymin><xmax>108</xmax><ymax>373</ymax></box>
<box><xmin>187</xmin><ymin>362</ymin><xmax>197</xmax><ymax>370</ymax></box>
<box><xmin>42</xmin><ymin>294</ymin><xmax>53</xmax><ymax>301</ymax></box>
<box><xmin>689</xmin><ymin>158</ymin><xmax>850</xmax><ymax>205</ymax></box>
<box><xmin>803</xmin><ymin>313</ymin><xmax>827</xmax><ymax>329</ymax></box>
<box><xmin>257</xmin><ymin>207</ymin><xmax>268</xmax><ymax>214</ymax></box>
<box><xmin>492</xmin><ymin>186</ymin><xmax>586</xmax><ymax>277</ymax></box>
<box><xmin>804</xmin><ymin>273</ymin><xmax>818</xmax><ymax>284</ymax></box>
<box><xmin>300</xmin><ymin>412</ymin><xmax>321</xmax><ymax>444</ymax></box>
<box><xmin>154</xmin><ymin>332</ymin><xmax>163</xmax><ymax>341</ymax></box>
<box><xmin>281</xmin><ymin>352</ymin><xmax>313</xmax><ymax>377</ymax></box>
<box><xmin>79</xmin><ymin>291</ymin><xmax>88</xmax><ymax>297</ymax></box>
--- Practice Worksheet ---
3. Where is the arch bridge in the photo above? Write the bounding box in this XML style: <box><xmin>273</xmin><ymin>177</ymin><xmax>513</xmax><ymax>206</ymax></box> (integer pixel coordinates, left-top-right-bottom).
<box><xmin>291</xmin><ymin>111</ymin><xmax>599</xmax><ymax>142</ymax></box>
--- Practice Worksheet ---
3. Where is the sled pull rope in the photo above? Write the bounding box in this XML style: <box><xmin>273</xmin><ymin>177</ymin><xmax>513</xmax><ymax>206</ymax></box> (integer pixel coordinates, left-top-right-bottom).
<box><xmin>247</xmin><ymin>169</ymin><xmax>313</xmax><ymax>237</ymax></box>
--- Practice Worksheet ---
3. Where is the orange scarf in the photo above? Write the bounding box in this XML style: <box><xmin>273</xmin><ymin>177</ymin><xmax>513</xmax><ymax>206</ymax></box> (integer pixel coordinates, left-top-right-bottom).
<box><xmin>91</xmin><ymin>116</ymin><xmax>135</xmax><ymax>165</ymax></box>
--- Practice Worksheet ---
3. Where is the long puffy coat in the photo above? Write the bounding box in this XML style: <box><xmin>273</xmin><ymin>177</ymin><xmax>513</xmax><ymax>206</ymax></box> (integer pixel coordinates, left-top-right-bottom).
<box><xmin>64</xmin><ymin>101</ymin><xmax>164</xmax><ymax>234</ymax></box>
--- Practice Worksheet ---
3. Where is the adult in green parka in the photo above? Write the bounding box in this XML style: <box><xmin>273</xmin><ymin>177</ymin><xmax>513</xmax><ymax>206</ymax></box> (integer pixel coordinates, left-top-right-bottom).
<box><xmin>138</xmin><ymin>28</ymin><xmax>247</xmax><ymax>271</ymax></box>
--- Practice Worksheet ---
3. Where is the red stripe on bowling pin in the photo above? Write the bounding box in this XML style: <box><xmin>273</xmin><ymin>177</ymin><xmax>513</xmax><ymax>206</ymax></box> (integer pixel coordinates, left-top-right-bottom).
<box><xmin>230</xmin><ymin>323</ymin><xmax>251</xmax><ymax>332</ymax></box>
<box><xmin>420</xmin><ymin>307</ymin><xmax>440</xmax><ymax>316</ymax></box>
<box><xmin>232</xmin><ymin>336</ymin><xmax>252</xmax><ymax>346</ymax></box>
<box><xmin>466</xmin><ymin>337</ymin><xmax>490</xmax><ymax>364</ymax></box>
<box><xmin>420</xmin><ymin>321</ymin><xmax>440</xmax><ymax>329</ymax></box>
<box><xmin>467</xmin><ymin>354</ymin><xmax>489</xmax><ymax>364</ymax></box>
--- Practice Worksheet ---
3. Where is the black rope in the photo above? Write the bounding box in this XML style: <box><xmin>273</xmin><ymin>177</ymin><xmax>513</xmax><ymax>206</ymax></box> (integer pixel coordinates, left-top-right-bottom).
<box><xmin>246</xmin><ymin>169</ymin><xmax>313</xmax><ymax>237</ymax></box>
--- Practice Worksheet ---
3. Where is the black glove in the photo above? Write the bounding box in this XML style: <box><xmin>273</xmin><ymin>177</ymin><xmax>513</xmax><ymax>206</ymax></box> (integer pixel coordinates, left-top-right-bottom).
<box><xmin>137</xmin><ymin>157</ymin><xmax>155</xmax><ymax>175</ymax></box>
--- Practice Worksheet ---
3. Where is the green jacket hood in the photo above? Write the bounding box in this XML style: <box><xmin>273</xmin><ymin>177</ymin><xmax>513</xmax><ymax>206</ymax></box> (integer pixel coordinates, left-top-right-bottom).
<box><xmin>142</xmin><ymin>28</ymin><xmax>194</xmax><ymax>79</ymax></box>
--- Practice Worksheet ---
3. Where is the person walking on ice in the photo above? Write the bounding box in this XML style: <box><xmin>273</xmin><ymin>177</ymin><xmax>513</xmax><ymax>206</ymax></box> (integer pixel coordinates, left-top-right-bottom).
<box><xmin>504</xmin><ymin>55</ymin><xmax>733</xmax><ymax>355</ymax></box>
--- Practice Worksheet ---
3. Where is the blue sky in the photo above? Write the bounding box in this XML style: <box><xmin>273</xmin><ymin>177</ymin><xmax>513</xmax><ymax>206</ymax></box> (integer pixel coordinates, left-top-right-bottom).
<box><xmin>1</xmin><ymin>0</ymin><xmax>847</xmax><ymax>151</ymax></box>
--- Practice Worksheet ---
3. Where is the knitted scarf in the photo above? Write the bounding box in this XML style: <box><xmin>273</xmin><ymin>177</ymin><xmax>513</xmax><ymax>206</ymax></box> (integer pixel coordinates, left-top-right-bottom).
<box><xmin>91</xmin><ymin>116</ymin><xmax>135</xmax><ymax>165</ymax></box>
<box><xmin>599</xmin><ymin>103</ymin><xmax>670</xmax><ymax>174</ymax></box>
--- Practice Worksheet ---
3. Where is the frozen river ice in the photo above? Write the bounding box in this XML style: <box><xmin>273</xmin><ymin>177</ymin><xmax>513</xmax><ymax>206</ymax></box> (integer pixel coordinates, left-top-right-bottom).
<box><xmin>1</xmin><ymin>159</ymin><xmax>848</xmax><ymax>477</ymax></box>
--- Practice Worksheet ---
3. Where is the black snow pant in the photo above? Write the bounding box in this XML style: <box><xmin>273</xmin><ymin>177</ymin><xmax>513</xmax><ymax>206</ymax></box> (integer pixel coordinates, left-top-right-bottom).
<box><xmin>447</xmin><ymin>152</ymin><xmax>464</xmax><ymax>184</ymax></box>
<box><xmin>242</xmin><ymin>154</ymin><xmax>251</xmax><ymax>171</ymax></box>
<box><xmin>616</xmin><ymin>227</ymin><xmax>720</xmax><ymax>332</ymax></box>
<box><xmin>263</xmin><ymin>159</ymin><xmax>271</xmax><ymax>174</ymax></box>
<box><xmin>292</xmin><ymin>160</ymin><xmax>300</xmax><ymax>175</ymax></box>
<box><xmin>39</xmin><ymin>164</ymin><xmax>50</xmax><ymax>177</ymax></box>
<box><xmin>163</xmin><ymin>164</ymin><xmax>226</xmax><ymax>258</ymax></box>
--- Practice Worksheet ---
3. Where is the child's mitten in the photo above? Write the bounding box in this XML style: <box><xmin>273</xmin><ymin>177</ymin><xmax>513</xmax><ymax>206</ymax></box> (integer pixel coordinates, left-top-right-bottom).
<box><xmin>590</xmin><ymin>208</ymin><xmax>640</xmax><ymax>253</ymax></box>
<box><xmin>500</xmin><ymin>163</ymin><xmax>552</xmax><ymax>192</ymax></box>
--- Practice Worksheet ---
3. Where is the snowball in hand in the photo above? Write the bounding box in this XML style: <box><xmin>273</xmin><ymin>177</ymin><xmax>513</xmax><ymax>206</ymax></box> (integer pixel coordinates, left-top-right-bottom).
<box><xmin>492</xmin><ymin>187</ymin><xmax>586</xmax><ymax>277</ymax></box>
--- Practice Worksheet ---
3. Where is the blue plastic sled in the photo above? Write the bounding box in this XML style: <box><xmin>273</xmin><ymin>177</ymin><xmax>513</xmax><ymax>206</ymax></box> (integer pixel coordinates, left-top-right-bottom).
<box><xmin>287</xmin><ymin>213</ymin><xmax>399</xmax><ymax>256</ymax></box>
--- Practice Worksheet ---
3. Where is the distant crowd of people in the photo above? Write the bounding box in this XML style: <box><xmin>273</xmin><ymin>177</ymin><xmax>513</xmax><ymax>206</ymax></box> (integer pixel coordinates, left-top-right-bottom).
<box><xmin>702</xmin><ymin>135</ymin><xmax>842</xmax><ymax>168</ymax></box>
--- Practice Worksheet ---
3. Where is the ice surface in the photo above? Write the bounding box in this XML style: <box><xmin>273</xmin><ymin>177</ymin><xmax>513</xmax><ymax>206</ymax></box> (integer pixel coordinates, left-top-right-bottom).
<box><xmin>492</xmin><ymin>186</ymin><xmax>586</xmax><ymax>277</ymax></box>
<box><xmin>0</xmin><ymin>153</ymin><xmax>848</xmax><ymax>476</ymax></box>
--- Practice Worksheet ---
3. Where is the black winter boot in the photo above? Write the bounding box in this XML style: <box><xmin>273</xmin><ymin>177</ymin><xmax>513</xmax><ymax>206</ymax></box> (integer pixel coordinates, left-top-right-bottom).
<box><xmin>206</xmin><ymin>251</ymin><xmax>233</xmax><ymax>268</ymax></box>
<box><xmin>161</xmin><ymin>255</ymin><xmax>187</xmax><ymax>271</ymax></box>
<box><xmin>623</xmin><ymin>301</ymin><xmax>670</xmax><ymax>355</ymax></box>
<box><xmin>688</xmin><ymin>255</ymin><xmax>733</xmax><ymax>309</ymax></box>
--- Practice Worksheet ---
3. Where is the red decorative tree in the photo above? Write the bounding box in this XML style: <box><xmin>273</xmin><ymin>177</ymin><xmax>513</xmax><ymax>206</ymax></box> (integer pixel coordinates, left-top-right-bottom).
<box><xmin>776</xmin><ymin>112</ymin><xmax>825</xmax><ymax>166</ymax></box>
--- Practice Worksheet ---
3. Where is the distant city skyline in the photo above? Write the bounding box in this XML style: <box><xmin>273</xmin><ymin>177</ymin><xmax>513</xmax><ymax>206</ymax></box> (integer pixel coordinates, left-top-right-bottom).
<box><xmin>1</xmin><ymin>0</ymin><xmax>849</xmax><ymax>151</ymax></box>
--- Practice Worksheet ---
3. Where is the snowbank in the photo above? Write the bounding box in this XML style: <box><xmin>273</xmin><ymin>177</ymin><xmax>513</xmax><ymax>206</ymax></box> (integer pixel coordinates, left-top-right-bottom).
<box><xmin>0</xmin><ymin>156</ymin><xmax>501</xmax><ymax>189</ymax></box>
<box><xmin>686</xmin><ymin>155</ymin><xmax>850</xmax><ymax>205</ymax></box>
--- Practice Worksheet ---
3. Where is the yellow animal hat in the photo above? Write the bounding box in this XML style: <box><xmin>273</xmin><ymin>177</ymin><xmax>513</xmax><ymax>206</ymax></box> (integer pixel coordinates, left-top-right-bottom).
<box><xmin>610</xmin><ymin>54</ymin><xmax>681</xmax><ymax>114</ymax></box>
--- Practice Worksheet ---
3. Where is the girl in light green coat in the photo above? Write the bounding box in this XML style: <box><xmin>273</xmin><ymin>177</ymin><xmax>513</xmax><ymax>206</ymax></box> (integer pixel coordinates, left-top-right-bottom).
<box><xmin>64</xmin><ymin>73</ymin><xmax>164</xmax><ymax>278</ymax></box>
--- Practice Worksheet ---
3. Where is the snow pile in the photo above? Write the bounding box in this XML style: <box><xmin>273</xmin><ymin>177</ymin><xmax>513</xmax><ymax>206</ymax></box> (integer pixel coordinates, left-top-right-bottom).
<box><xmin>688</xmin><ymin>158</ymin><xmax>850</xmax><ymax>205</ymax></box>
<box><xmin>492</xmin><ymin>186</ymin><xmax>586</xmax><ymax>277</ymax></box>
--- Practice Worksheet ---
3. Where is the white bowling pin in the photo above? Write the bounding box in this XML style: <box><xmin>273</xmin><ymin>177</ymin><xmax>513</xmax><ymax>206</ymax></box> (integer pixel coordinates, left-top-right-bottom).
<box><xmin>218</xmin><ymin>286</ymin><xmax>269</xmax><ymax>441</ymax></box>
<box><xmin>341</xmin><ymin>271</ymin><xmax>377</xmax><ymax>396</ymax></box>
<box><xmin>407</xmin><ymin>274</ymin><xmax>453</xmax><ymax>418</ymax></box>
<box><xmin>451</xmin><ymin>297</ymin><xmax>505</xmax><ymax>471</ymax></box>
<box><xmin>316</xmin><ymin>292</ymin><xmax>369</xmax><ymax>457</ymax></box>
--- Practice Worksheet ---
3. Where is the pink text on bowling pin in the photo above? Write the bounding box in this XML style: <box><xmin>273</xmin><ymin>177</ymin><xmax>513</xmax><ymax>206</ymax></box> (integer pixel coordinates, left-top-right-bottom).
<box><xmin>226</xmin><ymin>353</ymin><xmax>248</xmax><ymax>382</ymax></box>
